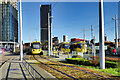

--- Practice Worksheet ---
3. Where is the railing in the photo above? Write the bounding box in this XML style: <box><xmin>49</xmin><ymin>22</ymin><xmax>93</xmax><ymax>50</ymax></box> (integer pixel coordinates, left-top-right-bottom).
<box><xmin>22</xmin><ymin>59</ymin><xmax>45</xmax><ymax>80</ymax></box>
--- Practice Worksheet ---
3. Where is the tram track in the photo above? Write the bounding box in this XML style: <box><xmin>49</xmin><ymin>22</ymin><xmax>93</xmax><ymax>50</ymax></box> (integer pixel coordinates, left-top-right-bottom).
<box><xmin>32</xmin><ymin>55</ymin><xmax>117</xmax><ymax>80</ymax></box>
<box><xmin>33</xmin><ymin>55</ymin><xmax>77</xmax><ymax>80</ymax></box>
<box><xmin>38</xmin><ymin>55</ymin><xmax>116</xmax><ymax>80</ymax></box>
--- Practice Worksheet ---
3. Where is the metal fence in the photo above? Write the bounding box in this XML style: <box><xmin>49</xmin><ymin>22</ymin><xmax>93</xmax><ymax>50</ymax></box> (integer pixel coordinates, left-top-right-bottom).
<box><xmin>22</xmin><ymin>59</ymin><xmax>45</xmax><ymax>80</ymax></box>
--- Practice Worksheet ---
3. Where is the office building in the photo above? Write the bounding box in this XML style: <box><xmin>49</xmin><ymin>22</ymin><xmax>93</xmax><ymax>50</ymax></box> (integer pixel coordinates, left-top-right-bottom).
<box><xmin>40</xmin><ymin>5</ymin><xmax>51</xmax><ymax>43</ymax></box>
<box><xmin>52</xmin><ymin>37</ymin><xmax>59</xmax><ymax>43</ymax></box>
<box><xmin>63</xmin><ymin>35</ymin><xmax>68</xmax><ymax>42</ymax></box>
<box><xmin>0</xmin><ymin>1</ymin><xmax>18</xmax><ymax>48</ymax></box>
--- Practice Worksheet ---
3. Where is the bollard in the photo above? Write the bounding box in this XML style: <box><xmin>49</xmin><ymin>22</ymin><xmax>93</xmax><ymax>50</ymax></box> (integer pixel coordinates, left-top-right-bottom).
<box><xmin>68</xmin><ymin>52</ymin><xmax>69</xmax><ymax>58</ymax></box>
<box><xmin>72</xmin><ymin>51</ymin><xmax>73</xmax><ymax>57</ymax></box>
<box><xmin>58</xmin><ymin>52</ymin><xmax>59</xmax><ymax>56</ymax></box>
<box><xmin>33</xmin><ymin>70</ymin><xmax>35</xmax><ymax>78</ymax></box>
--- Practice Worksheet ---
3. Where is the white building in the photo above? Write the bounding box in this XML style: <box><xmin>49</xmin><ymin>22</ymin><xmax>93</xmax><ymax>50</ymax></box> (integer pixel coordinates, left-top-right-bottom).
<box><xmin>63</xmin><ymin>35</ymin><xmax>68</xmax><ymax>42</ymax></box>
<box><xmin>58</xmin><ymin>39</ymin><xmax>61</xmax><ymax>43</ymax></box>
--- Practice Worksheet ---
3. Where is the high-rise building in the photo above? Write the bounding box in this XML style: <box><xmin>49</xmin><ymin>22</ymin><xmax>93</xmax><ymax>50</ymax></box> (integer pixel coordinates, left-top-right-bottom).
<box><xmin>0</xmin><ymin>1</ymin><xmax>18</xmax><ymax>48</ymax></box>
<box><xmin>63</xmin><ymin>35</ymin><xmax>68</xmax><ymax>42</ymax></box>
<box><xmin>104</xmin><ymin>34</ymin><xmax>107</xmax><ymax>42</ymax></box>
<box><xmin>118</xmin><ymin>1</ymin><xmax>120</xmax><ymax>41</ymax></box>
<box><xmin>40</xmin><ymin>5</ymin><xmax>51</xmax><ymax>43</ymax></box>
<box><xmin>52</xmin><ymin>37</ymin><xmax>58</xmax><ymax>43</ymax></box>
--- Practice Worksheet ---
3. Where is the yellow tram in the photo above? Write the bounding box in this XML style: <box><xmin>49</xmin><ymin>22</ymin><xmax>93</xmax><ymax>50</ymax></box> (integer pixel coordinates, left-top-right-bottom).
<box><xmin>59</xmin><ymin>42</ymin><xmax>70</xmax><ymax>53</ymax></box>
<box><xmin>70</xmin><ymin>41</ymin><xmax>87</xmax><ymax>53</ymax></box>
<box><xmin>31</xmin><ymin>41</ymin><xmax>43</xmax><ymax>55</ymax></box>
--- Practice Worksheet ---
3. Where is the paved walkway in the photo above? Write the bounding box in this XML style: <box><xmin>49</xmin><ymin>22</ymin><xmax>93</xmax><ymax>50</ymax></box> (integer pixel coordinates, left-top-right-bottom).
<box><xmin>0</xmin><ymin>52</ymin><xmax>58</xmax><ymax>80</ymax></box>
<box><xmin>0</xmin><ymin>57</ymin><xmax>32</xmax><ymax>80</ymax></box>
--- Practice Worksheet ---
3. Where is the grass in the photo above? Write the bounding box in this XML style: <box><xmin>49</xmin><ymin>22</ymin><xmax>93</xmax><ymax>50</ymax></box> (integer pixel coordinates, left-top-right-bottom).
<box><xmin>77</xmin><ymin>64</ymin><xmax>120</xmax><ymax>76</ymax></box>
<box><xmin>66</xmin><ymin>57</ymin><xmax>119</xmax><ymax>76</ymax></box>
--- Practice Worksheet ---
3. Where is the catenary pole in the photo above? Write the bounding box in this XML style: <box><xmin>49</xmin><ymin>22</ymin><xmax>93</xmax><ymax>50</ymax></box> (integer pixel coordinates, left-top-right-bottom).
<box><xmin>99</xmin><ymin>0</ymin><xmax>105</xmax><ymax>69</ymax></box>
<box><xmin>91</xmin><ymin>25</ymin><xmax>93</xmax><ymax>39</ymax></box>
<box><xmin>20</xmin><ymin>0</ymin><xmax>23</xmax><ymax>61</ymax></box>
<box><xmin>91</xmin><ymin>25</ymin><xmax>94</xmax><ymax>56</ymax></box>
<box><xmin>115</xmin><ymin>15</ymin><xmax>118</xmax><ymax>55</ymax></box>
<box><xmin>51</xmin><ymin>23</ymin><xmax>53</xmax><ymax>55</ymax></box>
<box><xmin>93</xmin><ymin>36</ymin><xmax>96</xmax><ymax>56</ymax></box>
<box><xmin>82</xmin><ymin>29</ymin><xmax>87</xmax><ymax>55</ymax></box>
<box><xmin>48</xmin><ymin>13</ymin><xmax>50</xmax><ymax>56</ymax></box>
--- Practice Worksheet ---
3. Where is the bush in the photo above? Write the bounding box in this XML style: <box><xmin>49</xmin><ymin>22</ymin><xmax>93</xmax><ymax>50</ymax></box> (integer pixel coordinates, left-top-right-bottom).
<box><xmin>105</xmin><ymin>61</ymin><xmax>118</xmax><ymax>68</ymax></box>
<box><xmin>65</xmin><ymin>58</ymin><xmax>93</xmax><ymax>66</ymax></box>
<box><xmin>89</xmin><ymin>60</ymin><xmax>99</xmax><ymax>66</ymax></box>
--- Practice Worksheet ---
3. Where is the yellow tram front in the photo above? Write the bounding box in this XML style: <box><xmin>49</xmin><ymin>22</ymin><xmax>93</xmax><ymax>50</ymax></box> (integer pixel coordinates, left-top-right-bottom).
<box><xmin>31</xmin><ymin>41</ymin><xmax>43</xmax><ymax>55</ymax></box>
<box><xmin>70</xmin><ymin>41</ymin><xmax>87</xmax><ymax>53</ymax></box>
<box><xmin>59</xmin><ymin>42</ymin><xmax>70</xmax><ymax>53</ymax></box>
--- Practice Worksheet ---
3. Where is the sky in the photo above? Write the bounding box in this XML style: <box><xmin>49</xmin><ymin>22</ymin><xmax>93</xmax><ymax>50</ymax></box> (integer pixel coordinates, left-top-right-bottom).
<box><xmin>17</xmin><ymin>2</ymin><xmax>118</xmax><ymax>43</ymax></box>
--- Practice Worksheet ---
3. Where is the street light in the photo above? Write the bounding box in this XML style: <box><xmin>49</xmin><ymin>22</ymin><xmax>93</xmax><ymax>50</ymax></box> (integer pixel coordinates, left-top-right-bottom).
<box><xmin>48</xmin><ymin>12</ymin><xmax>53</xmax><ymax>56</ymax></box>
<box><xmin>20</xmin><ymin>0</ymin><xmax>23</xmax><ymax>61</ymax></box>
<box><xmin>112</xmin><ymin>15</ymin><xmax>118</xmax><ymax>55</ymax></box>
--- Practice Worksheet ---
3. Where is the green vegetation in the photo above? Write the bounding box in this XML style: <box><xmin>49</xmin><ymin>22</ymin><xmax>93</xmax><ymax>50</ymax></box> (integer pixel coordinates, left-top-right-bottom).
<box><xmin>66</xmin><ymin>58</ymin><xmax>118</xmax><ymax>68</ymax></box>
<box><xmin>78</xmin><ymin>65</ymin><xmax>119</xmax><ymax>76</ymax></box>
<box><xmin>65</xmin><ymin>58</ymin><xmax>120</xmax><ymax>76</ymax></box>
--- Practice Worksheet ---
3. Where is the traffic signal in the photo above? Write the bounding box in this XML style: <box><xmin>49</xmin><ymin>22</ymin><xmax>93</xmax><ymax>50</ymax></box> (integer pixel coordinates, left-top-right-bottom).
<box><xmin>90</xmin><ymin>39</ymin><xmax>95</xmax><ymax>44</ymax></box>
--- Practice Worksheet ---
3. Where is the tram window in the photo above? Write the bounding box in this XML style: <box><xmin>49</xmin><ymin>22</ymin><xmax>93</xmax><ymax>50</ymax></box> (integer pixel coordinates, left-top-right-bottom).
<box><xmin>64</xmin><ymin>44</ymin><xmax>70</xmax><ymax>49</ymax></box>
<box><xmin>32</xmin><ymin>43</ymin><xmax>41</xmax><ymax>49</ymax></box>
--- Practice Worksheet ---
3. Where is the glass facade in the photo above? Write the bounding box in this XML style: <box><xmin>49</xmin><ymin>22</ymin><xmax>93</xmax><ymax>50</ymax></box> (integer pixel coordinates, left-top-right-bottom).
<box><xmin>40</xmin><ymin>5</ymin><xmax>51</xmax><ymax>43</ymax></box>
<box><xmin>0</xmin><ymin>2</ymin><xmax>18</xmax><ymax>42</ymax></box>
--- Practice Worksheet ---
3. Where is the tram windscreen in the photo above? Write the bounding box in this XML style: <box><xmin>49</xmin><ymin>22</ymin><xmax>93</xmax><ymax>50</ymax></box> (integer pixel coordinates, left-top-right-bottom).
<box><xmin>77</xmin><ymin>44</ymin><xmax>82</xmax><ymax>48</ymax></box>
<box><xmin>64</xmin><ymin>44</ymin><xmax>70</xmax><ymax>49</ymax></box>
<box><xmin>32</xmin><ymin>43</ymin><xmax>41</xmax><ymax>49</ymax></box>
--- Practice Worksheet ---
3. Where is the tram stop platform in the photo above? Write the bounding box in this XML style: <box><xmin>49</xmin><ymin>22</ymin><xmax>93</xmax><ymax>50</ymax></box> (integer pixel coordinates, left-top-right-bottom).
<box><xmin>0</xmin><ymin>56</ymin><xmax>57</xmax><ymax>80</ymax></box>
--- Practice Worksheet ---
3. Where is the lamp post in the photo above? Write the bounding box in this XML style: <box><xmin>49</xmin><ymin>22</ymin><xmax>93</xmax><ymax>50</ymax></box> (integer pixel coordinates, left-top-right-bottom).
<box><xmin>112</xmin><ymin>15</ymin><xmax>118</xmax><ymax>55</ymax></box>
<box><xmin>48</xmin><ymin>12</ymin><xmax>53</xmax><ymax>56</ymax></box>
